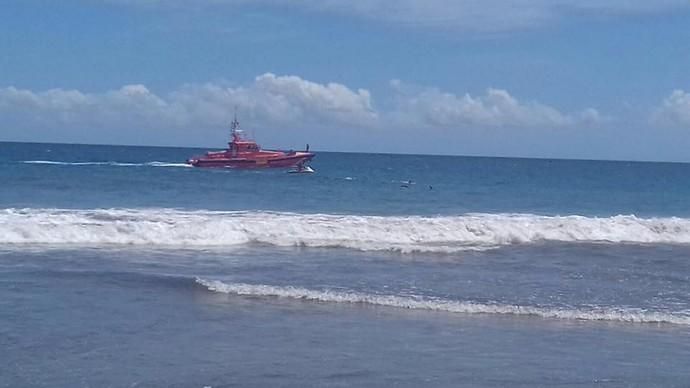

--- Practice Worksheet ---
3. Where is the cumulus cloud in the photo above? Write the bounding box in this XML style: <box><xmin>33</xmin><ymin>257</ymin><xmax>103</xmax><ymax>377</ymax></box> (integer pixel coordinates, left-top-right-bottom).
<box><xmin>0</xmin><ymin>84</ymin><xmax>170</xmax><ymax>129</ymax></box>
<box><xmin>0</xmin><ymin>73</ymin><xmax>377</xmax><ymax>132</ymax></box>
<box><xmin>110</xmin><ymin>0</ymin><xmax>689</xmax><ymax>32</ymax></box>
<box><xmin>166</xmin><ymin>73</ymin><xmax>377</xmax><ymax>129</ymax></box>
<box><xmin>389</xmin><ymin>83</ymin><xmax>601</xmax><ymax>129</ymax></box>
<box><xmin>651</xmin><ymin>90</ymin><xmax>690</xmax><ymax>128</ymax></box>
<box><xmin>0</xmin><ymin>73</ymin><xmax>602</xmax><ymax>141</ymax></box>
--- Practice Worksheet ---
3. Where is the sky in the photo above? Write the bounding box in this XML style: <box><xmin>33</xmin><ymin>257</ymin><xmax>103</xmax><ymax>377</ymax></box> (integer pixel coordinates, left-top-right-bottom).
<box><xmin>1</xmin><ymin>0</ymin><xmax>690</xmax><ymax>161</ymax></box>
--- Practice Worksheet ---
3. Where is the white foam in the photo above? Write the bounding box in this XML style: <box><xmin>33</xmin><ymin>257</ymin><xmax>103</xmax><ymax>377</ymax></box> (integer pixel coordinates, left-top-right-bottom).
<box><xmin>23</xmin><ymin>160</ymin><xmax>116</xmax><ymax>166</ymax></box>
<box><xmin>196</xmin><ymin>278</ymin><xmax>690</xmax><ymax>325</ymax></box>
<box><xmin>146</xmin><ymin>162</ymin><xmax>193</xmax><ymax>168</ymax></box>
<box><xmin>3</xmin><ymin>208</ymin><xmax>690</xmax><ymax>252</ymax></box>
<box><xmin>21</xmin><ymin>160</ymin><xmax>190</xmax><ymax>168</ymax></box>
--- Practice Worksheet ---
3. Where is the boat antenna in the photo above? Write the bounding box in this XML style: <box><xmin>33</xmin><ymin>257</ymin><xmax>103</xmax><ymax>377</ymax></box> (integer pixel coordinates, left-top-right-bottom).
<box><xmin>231</xmin><ymin>106</ymin><xmax>240</xmax><ymax>132</ymax></box>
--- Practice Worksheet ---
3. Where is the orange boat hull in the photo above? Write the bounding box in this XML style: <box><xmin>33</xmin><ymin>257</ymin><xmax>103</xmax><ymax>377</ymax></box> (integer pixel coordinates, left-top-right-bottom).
<box><xmin>187</xmin><ymin>151</ymin><xmax>314</xmax><ymax>169</ymax></box>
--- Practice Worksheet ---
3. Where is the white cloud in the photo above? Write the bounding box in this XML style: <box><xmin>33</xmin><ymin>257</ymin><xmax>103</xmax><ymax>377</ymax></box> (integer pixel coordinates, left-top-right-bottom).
<box><xmin>109</xmin><ymin>0</ymin><xmax>689</xmax><ymax>32</ymax></box>
<box><xmin>303</xmin><ymin>0</ymin><xmax>689</xmax><ymax>32</ymax></box>
<box><xmin>0</xmin><ymin>84</ymin><xmax>170</xmax><ymax>129</ymax></box>
<box><xmin>253</xmin><ymin>73</ymin><xmax>377</xmax><ymax>125</ymax></box>
<box><xmin>164</xmin><ymin>73</ymin><xmax>377</xmax><ymax>129</ymax></box>
<box><xmin>0</xmin><ymin>74</ymin><xmax>601</xmax><ymax>142</ymax></box>
<box><xmin>0</xmin><ymin>73</ymin><xmax>377</xmax><ymax>133</ymax></box>
<box><xmin>651</xmin><ymin>90</ymin><xmax>690</xmax><ymax>128</ymax></box>
<box><xmin>389</xmin><ymin>83</ymin><xmax>601</xmax><ymax>129</ymax></box>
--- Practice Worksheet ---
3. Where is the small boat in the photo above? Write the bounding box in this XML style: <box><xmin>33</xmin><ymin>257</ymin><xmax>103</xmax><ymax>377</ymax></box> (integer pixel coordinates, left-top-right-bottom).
<box><xmin>186</xmin><ymin>115</ymin><xmax>314</xmax><ymax>169</ymax></box>
<box><xmin>288</xmin><ymin>163</ymin><xmax>315</xmax><ymax>174</ymax></box>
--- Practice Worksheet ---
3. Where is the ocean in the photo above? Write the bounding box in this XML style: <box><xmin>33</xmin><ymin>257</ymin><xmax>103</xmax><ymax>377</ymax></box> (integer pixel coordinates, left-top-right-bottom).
<box><xmin>2</xmin><ymin>141</ymin><xmax>690</xmax><ymax>387</ymax></box>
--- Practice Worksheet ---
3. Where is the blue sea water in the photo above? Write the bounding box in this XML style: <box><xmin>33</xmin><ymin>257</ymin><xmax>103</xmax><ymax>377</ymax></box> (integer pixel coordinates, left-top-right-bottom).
<box><xmin>2</xmin><ymin>141</ymin><xmax>690</xmax><ymax>387</ymax></box>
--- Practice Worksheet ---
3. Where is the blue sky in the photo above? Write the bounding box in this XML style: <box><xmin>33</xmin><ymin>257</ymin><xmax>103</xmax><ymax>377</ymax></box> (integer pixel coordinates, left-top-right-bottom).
<box><xmin>2</xmin><ymin>1</ymin><xmax>690</xmax><ymax>161</ymax></box>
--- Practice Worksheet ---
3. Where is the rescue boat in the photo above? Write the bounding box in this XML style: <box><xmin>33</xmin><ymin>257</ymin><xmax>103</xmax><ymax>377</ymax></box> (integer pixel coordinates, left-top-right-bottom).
<box><xmin>186</xmin><ymin>115</ymin><xmax>314</xmax><ymax>169</ymax></box>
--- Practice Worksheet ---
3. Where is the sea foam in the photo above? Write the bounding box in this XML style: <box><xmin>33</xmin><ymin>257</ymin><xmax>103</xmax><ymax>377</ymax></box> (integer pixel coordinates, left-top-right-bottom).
<box><xmin>22</xmin><ymin>160</ymin><xmax>191</xmax><ymax>168</ymax></box>
<box><xmin>196</xmin><ymin>278</ymin><xmax>690</xmax><ymax>325</ymax></box>
<box><xmin>3</xmin><ymin>208</ymin><xmax>690</xmax><ymax>252</ymax></box>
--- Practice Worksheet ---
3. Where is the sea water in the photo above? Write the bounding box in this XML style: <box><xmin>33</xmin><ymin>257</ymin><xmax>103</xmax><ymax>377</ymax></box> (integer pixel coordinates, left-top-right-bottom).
<box><xmin>2</xmin><ymin>142</ymin><xmax>690</xmax><ymax>387</ymax></box>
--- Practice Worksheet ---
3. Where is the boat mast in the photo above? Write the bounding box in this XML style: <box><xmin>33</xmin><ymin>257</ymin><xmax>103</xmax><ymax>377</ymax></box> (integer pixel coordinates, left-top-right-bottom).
<box><xmin>230</xmin><ymin>106</ymin><xmax>242</xmax><ymax>143</ymax></box>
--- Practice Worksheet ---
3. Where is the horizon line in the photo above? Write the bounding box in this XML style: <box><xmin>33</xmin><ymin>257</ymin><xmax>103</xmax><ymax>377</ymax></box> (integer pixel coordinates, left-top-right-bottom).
<box><xmin>1</xmin><ymin>139</ymin><xmax>687</xmax><ymax>166</ymax></box>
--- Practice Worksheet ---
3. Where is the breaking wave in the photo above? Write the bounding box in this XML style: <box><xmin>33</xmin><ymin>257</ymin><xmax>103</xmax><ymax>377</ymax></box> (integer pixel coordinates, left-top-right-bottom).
<box><xmin>196</xmin><ymin>278</ymin><xmax>690</xmax><ymax>325</ymax></box>
<box><xmin>22</xmin><ymin>160</ymin><xmax>191</xmax><ymax>168</ymax></box>
<box><xmin>3</xmin><ymin>208</ymin><xmax>690</xmax><ymax>252</ymax></box>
